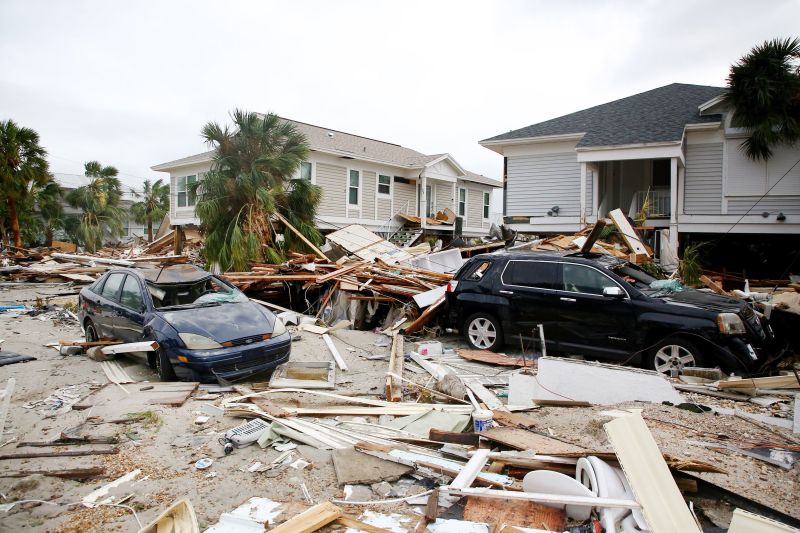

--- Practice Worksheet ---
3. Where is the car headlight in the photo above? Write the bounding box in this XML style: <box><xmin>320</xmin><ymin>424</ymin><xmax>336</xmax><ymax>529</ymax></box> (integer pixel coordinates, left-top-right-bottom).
<box><xmin>717</xmin><ymin>313</ymin><xmax>746</xmax><ymax>335</ymax></box>
<box><xmin>178</xmin><ymin>333</ymin><xmax>223</xmax><ymax>350</ymax></box>
<box><xmin>271</xmin><ymin>318</ymin><xmax>287</xmax><ymax>337</ymax></box>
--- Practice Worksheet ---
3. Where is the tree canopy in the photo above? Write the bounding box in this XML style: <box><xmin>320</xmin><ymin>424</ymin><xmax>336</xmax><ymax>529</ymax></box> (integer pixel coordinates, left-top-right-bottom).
<box><xmin>131</xmin><ymin>178</ymin><xmax>169</xmax><ymax>242</ymax></box>
<box><xmin>723</xmin><ymin>37</ymin><xmax>800</xmax><ymax>161</ymax></box>
<box><xmin>195</xmin><ymin>110</ymin><xmax>323</xmax><ymax>271</ymax></box>
<box><xmin>66</xmin><ymin>161</ymin><xmax>125</xmax><ymax>252</ymax></box>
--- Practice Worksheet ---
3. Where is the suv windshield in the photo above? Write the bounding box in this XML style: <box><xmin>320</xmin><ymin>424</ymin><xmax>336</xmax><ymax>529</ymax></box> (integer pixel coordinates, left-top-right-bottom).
<box><xmin>148</xmin><ymin>276</ymin><xmax>247</xmax><ymax>309</ymax></box>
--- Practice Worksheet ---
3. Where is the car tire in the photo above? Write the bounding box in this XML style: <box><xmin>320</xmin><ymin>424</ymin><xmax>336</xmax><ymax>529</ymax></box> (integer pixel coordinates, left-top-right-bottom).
<box><xmin>84</xmin><ymin>320</ymin><xmax>98</xmax><ymax>343</ymax></box>
<box><xmin>155</xmin><ymin>348</ymin><xmax>176</xmax><ymax>381</ymax></box>
<box><xmin>464</xmin><ymin>312</ymin><xmax>503</xmax><ymax>352</ymax></box>
<box><xmin>647</xmin><ymin>337</ymin><xmax>704</xmax><ymax>377</ymax></box>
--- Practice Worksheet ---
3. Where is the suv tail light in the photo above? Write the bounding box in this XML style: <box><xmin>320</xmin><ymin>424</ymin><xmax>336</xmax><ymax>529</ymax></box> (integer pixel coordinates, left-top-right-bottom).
<box><xmin>447</xmin><ymin>280</ymin><xmax>458</xmax><ymax>293</ymax></box>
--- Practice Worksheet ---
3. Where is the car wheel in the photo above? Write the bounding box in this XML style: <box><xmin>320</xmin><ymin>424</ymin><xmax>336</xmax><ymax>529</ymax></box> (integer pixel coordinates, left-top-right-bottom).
<box><xmin>84</xmin><ymin>320</ymin><xmax>98</xmax><ymax>343</ymax></box>
<box><xmin>464</xmin><ymin>313</ymin><xmax>503</xmax><ymax>352</ymax></box>
<box><xmin>155</xmin><ymin>348</ymin><xmax>176</xmax><ymax>381</ymax></box>
<box><xmin>647</xmin><ymin>338</ymin><xmax>704</xmax><ymax>377</ymax></box>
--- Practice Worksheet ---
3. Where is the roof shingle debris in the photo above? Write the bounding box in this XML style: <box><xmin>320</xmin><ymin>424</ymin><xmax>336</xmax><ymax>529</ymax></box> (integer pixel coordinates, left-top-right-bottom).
<box><xmin>482</xmin><ymin>83</ymin><xmax>725</xmax><ymax>148</ymax></box>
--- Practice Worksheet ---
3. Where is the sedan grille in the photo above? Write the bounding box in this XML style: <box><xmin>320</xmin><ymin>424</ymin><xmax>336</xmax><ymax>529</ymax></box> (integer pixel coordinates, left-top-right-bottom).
<box><xmin>223</xmin><ymin>334</ymin><xmax>270</xmax><ymax>347</ymax></box>
<box><xmin>213</xmin><ymin>357</ymin><xmax>268</xmax><ymax>374</ymax></box>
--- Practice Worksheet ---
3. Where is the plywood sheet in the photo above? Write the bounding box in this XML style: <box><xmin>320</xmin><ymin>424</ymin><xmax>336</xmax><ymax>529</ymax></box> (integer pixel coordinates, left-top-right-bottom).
<box><xmin>457</xmin><ymin>349</ymin><xmax>528</xmax><ymax>367</ymax></box>
<box><xmin>480</xmin><ymin>427</ymin><xmax>586</xmax><ymax>454</ymax></box>
<box><xmin>464</xmin><ymin>496</ymin><xmax>566</xmax><ymax>531</ymax></box>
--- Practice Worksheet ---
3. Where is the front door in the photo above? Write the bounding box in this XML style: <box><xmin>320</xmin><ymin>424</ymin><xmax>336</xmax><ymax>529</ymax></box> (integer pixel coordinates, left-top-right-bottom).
<box><xmin>552</xmin><ymin>263</ymin><xmax>636</xmax><ymax>359</ymax></box>
<box><xmin>498</xmin><ymin>259</ymin><xmax>561</xmax><ymax>353</ymax></box>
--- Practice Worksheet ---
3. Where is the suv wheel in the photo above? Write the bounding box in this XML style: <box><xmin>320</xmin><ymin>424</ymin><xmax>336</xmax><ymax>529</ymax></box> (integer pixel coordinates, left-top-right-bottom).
<box><xmin>647</xmin><ymin>338</ymin><xmax>703</xmax><ymax>377</ymax></box>
<box><xmin>464</xmin><ymin>313</ymin><xmax>503</xmax><ymax>351</ymax></box>
<box><xmin>84</xmin><ymin>320</ymin><xmax>98</xmax><ymax>342</ymax></box>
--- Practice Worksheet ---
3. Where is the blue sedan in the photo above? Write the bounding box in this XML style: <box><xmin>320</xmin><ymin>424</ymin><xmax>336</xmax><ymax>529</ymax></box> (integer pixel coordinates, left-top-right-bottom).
<box><xmin>78</xmin><ymin>264</ymin><xmax>291</xmax><ymax>382</ymax></box>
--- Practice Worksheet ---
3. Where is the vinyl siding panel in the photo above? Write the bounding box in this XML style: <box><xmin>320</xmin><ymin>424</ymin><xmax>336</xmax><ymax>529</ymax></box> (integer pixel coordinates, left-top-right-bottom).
<box><xmin>684</xmin><ymin>143</ymin><xmax>723</xmax><ymax>214</ymax></box>
<box><xmin>362</xmin><ymin>170</ymin><xmax>376</xmax><ymax>220</ymax></box>
<box><xmin>316</xmin><ymin>163</ymin><xmax>347</xmax><ymax>217</ymax></box>
<box><xmin>435</xmin><ymin>183</ymin><xmax>453</xmax><ymax>213</ymax></box>
<box><xmin>506</xmin><ymin>152</ymin><xmax>581</xmax><ymax>217</ymax></box>
<box><xmin>585</xmin><ymin>167</ymin><xmax>593</xmax><ymax>216</ymax></box>
<box><xmin>467</xmin><ymin>187</ymin><xmax>490</xmax><ymax>229</ymax></box>
<box><xmin>394</xmin><ymin>180</ymin><xmax>416</xmax><ymax>216</ymax></box>
<box><xmin>727</xmin><ymin>197</ymin><xmax>800</xmax><ymax>215</ymax></box>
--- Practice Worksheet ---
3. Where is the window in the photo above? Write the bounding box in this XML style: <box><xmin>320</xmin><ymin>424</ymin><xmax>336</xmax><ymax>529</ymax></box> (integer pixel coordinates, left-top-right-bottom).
<box><xmin>348</xmin><ymin>170</ymin><xmax>360</xmax><ymax>205</ymax></box>
<box><xmin>562</xmin><ymin>264</ymin><xmax>618</xmax><ymax>295</ymax></box>
<box><xmin>378</xmin><ymin>174</ymin><xmax>391</xmax><ymax>195</ymax></box>
<box><xmin>299</xmin><ymin>162</ymin><xmax>312</xmax><ymax>181</ymax></box>
<box><xmin>483</xmin><ymin>192</ymin><xmax>490</xmax><ymax>219</ymax></box>
<box><xmin>100</xmin><ymin>273</ymin><xmax>125</xmax><ymax>301</ymax></box>
<box><xmin>503</xmin><ymin>261</ymin><xmax>558</xmax><ymax>289</ymax></box>
<box><xmin>465</xmin><ymin>261</ymin><xmax>491</xmax><ymax>281</ymax></box>
<box><xmin>176</xmin><ymin>175</ymin><xmax>197</xmax><ymax>208</ymax></box>
<box><xmin>120</xmin><ymin>275</ymin><xmax>144</xmax><ymax>311</ymax></box>
<box><xmin>148</xmin><ymin>277</ymin><xmax>248</xmax><ymax>309</ymax></box>
<box><xmin>458</xmin><ymin>188</ymin><xmax>466</xmax><ymax>216</ymax></box>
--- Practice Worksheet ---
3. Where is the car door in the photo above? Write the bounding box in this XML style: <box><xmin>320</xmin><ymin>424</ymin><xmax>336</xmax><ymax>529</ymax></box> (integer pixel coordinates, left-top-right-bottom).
<box><xmin>552</xmin><ymin>262</ymin><xmax>637</xmax><ymax>359</ymax></box>
<box><xmin>498</xmin><ymin>259</ymin><xmax>561</xmax><ymax>351</ymax></box>
<box><xmin>95</xmin><ymin>272</ymin><xmax>126</xmax><ymax>339</ymax></box>
<box><xmin>116</xmin><ymin>274</ymin><xmax>147</xmax><ymax>344</ymax></box>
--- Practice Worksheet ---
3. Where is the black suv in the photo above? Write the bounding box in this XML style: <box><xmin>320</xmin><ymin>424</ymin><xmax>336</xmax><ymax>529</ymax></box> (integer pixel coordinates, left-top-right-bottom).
<box><xmin>446</xmin><ymin>252</ymin><xmax>778</xmax><ymax>375</ymax></box>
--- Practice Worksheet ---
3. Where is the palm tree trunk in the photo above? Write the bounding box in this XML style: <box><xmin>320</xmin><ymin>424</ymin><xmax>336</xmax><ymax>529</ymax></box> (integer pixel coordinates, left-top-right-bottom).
<box><xmin>7</xmin><ymin>197</ymin><xmax>22</xmax><ymax>248</ymax></box>
<box><xmin>45</xmin><ymin>226</ymin><xmax>54</xmax><ymax>247</ymax></box>
<box><xmin>147</xmin><ymin>217</ymin><xmax>153</xmax><ymax>242</ymax></box>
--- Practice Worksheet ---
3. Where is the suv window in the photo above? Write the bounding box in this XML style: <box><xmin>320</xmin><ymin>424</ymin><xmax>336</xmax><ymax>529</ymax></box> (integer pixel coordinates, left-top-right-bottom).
<box><xmin>120</xmin><ymin>275</ymin><xmax>144</xmax><ymax>311</ymax></box>
<box><xmin>100</xmin><ymin>273</ymin><xmax>125</xmax><ymax>301</ymax></box>
<box><xmin>562</xmin><ymin>264</ymin><xmax>619</xmax><ymax>295</ymax></box>
<box><xmin>464</xmin><ymin>261</ymin><xmax>491</xmax><ymax>281</ymax></box>
<box><xmin>503</xmin><ymin>260</ymin><xmax>558</xmax><ymax>289</ymax></box>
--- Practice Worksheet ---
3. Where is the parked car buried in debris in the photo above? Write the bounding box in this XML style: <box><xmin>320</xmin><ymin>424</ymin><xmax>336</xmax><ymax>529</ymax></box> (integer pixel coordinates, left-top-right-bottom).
<box><xmin>446</xmin><ymin>252</ymin><xmax>780</xmax><ymax>376</ymax></box>
<box><xmin>78</xmin><ymin>264</ymin><xmax>291</xmax><ymax>382</ymax></box>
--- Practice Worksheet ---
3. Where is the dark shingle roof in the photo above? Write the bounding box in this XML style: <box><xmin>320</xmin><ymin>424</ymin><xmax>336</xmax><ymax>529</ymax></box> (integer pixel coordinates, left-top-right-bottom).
<box><xmin>482</xmin><ymin>83</ymin><xmax>725</xmax><ymax>148</ymax></box>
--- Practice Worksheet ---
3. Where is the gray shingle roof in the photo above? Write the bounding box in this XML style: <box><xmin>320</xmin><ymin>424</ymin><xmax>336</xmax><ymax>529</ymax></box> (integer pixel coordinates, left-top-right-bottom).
<box><xmin>152</xmin><ymin>118</ymin><xmax>500</xmax><ymax>187</ymax></box>
<box><xmin>482</xmin><ymin>83</ymin><xmax>724</xmax><ymax>148</ymax></box>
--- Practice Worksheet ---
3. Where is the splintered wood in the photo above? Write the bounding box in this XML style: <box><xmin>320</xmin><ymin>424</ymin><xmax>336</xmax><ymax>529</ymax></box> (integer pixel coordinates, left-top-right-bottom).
<box><xmin>386</xmin><ymin>334</ymin><xmax>404</xmax><ymax>402</ymax></box>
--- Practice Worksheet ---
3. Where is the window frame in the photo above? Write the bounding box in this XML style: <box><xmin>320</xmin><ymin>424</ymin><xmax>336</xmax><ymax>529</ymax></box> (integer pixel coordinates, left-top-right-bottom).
<box><xmin>483</xmin><ymin>191</ymin><xmax>490</xmax><ymax>220</ymax></box>
<box><xmin>176</xmin><ymin>174</ymin><xmax>198</xmax><ymax>208</ymax></box>
<box><xmin>377</xmin><ymin>174</ymin><xmax>391</xmax><ymax>196</ymax></box>
<box><xmin>296</xmin><ymin>161</ymin><xmax>313</xmax><ymax>182</ymax></box>
<box><xmin>458</xmin><ymin>187</ymin><xmax>466</xmax><ymax>217</ymax></box>
<box><xmin>119</xmin><ymin>274</ymin><xmax>146</xmax><ymax>312</ymax></box>
<box><xmin>347</xmin><ymin>169</ymin><xmax>361</xmax><ymax>207</ymax></box>
<box><xmin>559</xmin><ymin>262</ymin><xmax>630</xmax><ymax>298</ymax></box>
<box><xmin>500</xmin><ymin>260</ymin><xmax>560</xmax><ymax>290</ymax></box>
<box><xmin>100</xmin><ymin>272</ymin><xmax>126</xmax><ymax>302</ymax></box>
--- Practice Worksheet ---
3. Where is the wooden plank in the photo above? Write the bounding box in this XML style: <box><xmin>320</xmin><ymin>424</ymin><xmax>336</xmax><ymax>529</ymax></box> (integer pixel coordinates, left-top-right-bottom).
<box><xmin>335</xmin><ymin>516</ymin><xmax>394</xmax><ymax>533</ymax></box>
<box><xmin>481</xmin><ymin>427</ymin><xmax>586</xmax><ymax>454</ymax></box>
<box><xmin>315</xmin><ymin>262</ymin><xmax>365</xmax><ymax>283</ymax></box>
<box><xmin>101</xmin><ymin>340</ymin><xmax>159</xmax><ymax>355</ymax></box>
<box><xmin>450</xmin><ymin>448</ymin><xmax>491</xmax><ymax>489</ymax></box>
<box><xmin>322</xmin><ymin>334</ymin><xmax>348</xmax><ymax>371</ymax></box>
<box><xmin>464</xmin><ymin>379</ymin><xmax>507</xmax><ymax>411</ymax></box>
<box><xmin>457</xmin><ymin>349</ymin><xmax>527</xmax><ymax>367</ymax></box>
<box><xmin>580</xmin><ymin>219</ymin><xmax>607</xmax><ymax>254</ymax></box>
<box><xmin>491</xmin><ymin>411</ymin><xmax>538</xmax><ymax>429</ymax></box>
<box><xmin>273</xmin><ymin>212</ymin><xmax>328</xmax><ymax>261</ymax></box>
<box><xmin>445</xmin><ymin>486</ymin><xmax>641</xmax><ymax>510</ymax></box>
<box><xmin>0</xmin><ymin>447</ymin><xmax>119</xmax><ymax>460</ymax></box>
<box><xmin>717</xmin><ymin>375</ymin><xmax>800</xmax><ymax>390</ymax></box>
<box><xmin>608</xmin><ymin>208</ymin><xmax>649</xmax><ymax>256</ymax></box>
<box><xmin>795</xmin><ymin>393</ymin><xmax>800</xmax><ymax>435</ymax></box>
<box><xmin>604</xmin><ymin>413</ymin><xmax>700</xmax><ymax>533</ymax></box>
<box><xmin>232</xmin><ymin>385</ymin><xmax>290</xmax><ymax>418</ymax></box>
<box><xmin>269</xmin><ymin>501</ymin><xmax>342</xmax><ymax>533</ymax></box>
<box><xmin>464</xmin><ymin>496</ymin><xmax>566</xmax><ymax>532</ymax></box>
<box><xmin>429</xmin><ymin>429</ymin><xmax>479</xmax><ymax>446</ymax></box>
<box><xmin>385</xmin><ymin>334</ymin><xmax>404</xmax><ymax>402</ymax></box>
<box><xmin>0</xmin><ymin>467</ymin><xmax>105</xmax><ymax>479</ymax></box>
<box><xmin>414</xmin><ymin>488</ymin><xmax>440</xmax><ymax>533</ymax></box>
<box><xmin>699</xmin><ymin>275</ymin><xmax>728</xmax><ymax>295</ymax></box>
<box><xmin>402</xmin><ymin>296</ymin><xmax>445</xmax><ymax>334</ymax></box>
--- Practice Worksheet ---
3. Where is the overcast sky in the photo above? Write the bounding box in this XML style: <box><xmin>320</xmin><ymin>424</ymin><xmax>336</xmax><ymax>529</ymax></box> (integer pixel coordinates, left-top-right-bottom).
<box><xmin>1</xmin><ymin>0</ymin><xmax>798</xmax><ymax>190</ymax></box>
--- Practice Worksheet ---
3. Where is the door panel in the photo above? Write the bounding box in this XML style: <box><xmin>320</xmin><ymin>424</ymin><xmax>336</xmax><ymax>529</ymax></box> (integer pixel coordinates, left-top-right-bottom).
<box><xmin>116</xmin><ymin>275</ymin><xmax>147</xmax><ymax>343</ymax></box>
<box><xmin>499</xmin><ymin>260</ymin><xmax>560</xmax><ymax>349</ymax></box>
<box><xmin>553</xmin><ymin>263</ymin><xmax>636</xmax><ymax>358</ymax></box>
<box><xmin>96</xmin><ymin>272</ymin><xmax>125</xmax><ymax>338</ymax></box>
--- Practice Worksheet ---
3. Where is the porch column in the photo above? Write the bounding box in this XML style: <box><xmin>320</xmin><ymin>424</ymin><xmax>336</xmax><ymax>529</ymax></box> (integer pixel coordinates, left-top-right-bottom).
<box><xmin>669</xmin><ymin>157</ymin><xmax>679</xmax><ymax>251</ymax></box>
<box><xmin>580</xmin><ymin>162</ymin><xmax>587</xmax><ymax>225</ymax></box>
<box><xmin>420</xmin><ymin>174</ymin><xmax>427</xmax><ymax>231</ymax></box>
<box><xmin>591</xmin><ymin>163</ymin><xmax>600</xmax><ymax>220</ymax></box>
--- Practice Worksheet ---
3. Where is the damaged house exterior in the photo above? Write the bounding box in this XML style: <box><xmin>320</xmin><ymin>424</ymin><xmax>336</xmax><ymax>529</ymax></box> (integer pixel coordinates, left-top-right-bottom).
<box><xmin>152</xmin><ymin>118</ymin><xmax>501</xmax><ymax>243</ymax></box>
<box><xmin>480</xmin><ymin>83</ymin><xmax>800</xmax><ymax>253</ymax></box>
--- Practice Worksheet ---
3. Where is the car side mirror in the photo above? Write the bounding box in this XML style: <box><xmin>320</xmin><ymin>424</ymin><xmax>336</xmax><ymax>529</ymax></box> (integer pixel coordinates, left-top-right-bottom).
<box><xmin>603</xmin><ymin>286</ymin><xmax>625</xmax><ymax>298</ymax></box>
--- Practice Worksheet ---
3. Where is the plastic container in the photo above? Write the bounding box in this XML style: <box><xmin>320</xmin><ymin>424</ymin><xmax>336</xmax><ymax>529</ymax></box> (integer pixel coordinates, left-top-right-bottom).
<box><xmin>472</xmin><ymin>409</ymin><xmax>493</xmax><ymax>432</ymax></box>
<box><xmin>417</xmin><ymin>341</ymin><xmax>443</xmax><ymax>356</ymax></box>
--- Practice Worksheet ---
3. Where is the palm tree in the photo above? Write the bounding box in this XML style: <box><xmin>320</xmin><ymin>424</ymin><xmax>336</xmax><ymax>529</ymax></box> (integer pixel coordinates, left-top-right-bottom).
<box><xmin>31</xmin><ymin>179</ymin><xmax>63</xmax><ymax>246</ymax></box>
<box><xmin>66</xmin><ymin>161</ymin><xmax>125</xmax><ymax>252</ymax></box>
<box><xmin>131</xmin><ymin>179</ymin><xmax>169</xmax><ymax>242</ymax></box>
<box><xmin>722</xmin><ymin>37</ymin><xmax>800</xmax><ymax>161</ymax></box>
<box><xmin>195</xmin><ymin>110</ymin><xmax>323</xmax><ymax>271</ymax></box>
<box><xmin>0</xmin><ymin>119</ymin><xmax>52</xmax><ymax>248</ymax></box>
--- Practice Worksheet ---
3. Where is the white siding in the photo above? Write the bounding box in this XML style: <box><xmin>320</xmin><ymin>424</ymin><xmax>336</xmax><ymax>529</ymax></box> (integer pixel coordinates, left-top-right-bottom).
<box><xmin>727</xmin><ymin>197</ymin><xmax>800</xmax><ymax>215</ymax></box>
<box><xmin>506</xmin><ymin>152</ymin><xmax>581</xmax><ymax>217</ymax></box>
<box><xmin>726</xmin><ymin>139</ymin><xmax>767</xmax><ymax>196</ymax></box>
<box><xmin>585</xmin><ymin>166</ymin><xmax>594</xmax><ymax>216</ymax></box>
<box><xmin>316</xmin><ymin>162</ymin><xmax>347</xmax><ymax>217</ymax></box>
<box><xmin>434</xmin><ymin>183</ymin><xmax>453</xmax><ymax>214</ymax></box>
<box><xmin>684</xmin><ymin>143</ymin><xmax>723</xmax><ymax>214</ymax></box>
<box><xmin>394</xmin><ymin>180</ymin><xmax>416</xmax><ymax>216</ymax></box>
<box><xmin>362</xmin><ymin>170</ymin><xmax>376</xmax><ymax>220</ymax></box>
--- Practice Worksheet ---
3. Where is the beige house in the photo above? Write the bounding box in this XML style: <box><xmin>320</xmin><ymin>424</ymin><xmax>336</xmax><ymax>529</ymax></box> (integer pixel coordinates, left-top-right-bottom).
<box><xmin>152</xmin><ymin>118</ymin><xmax>501</xmax><ymax>242</ymax></box>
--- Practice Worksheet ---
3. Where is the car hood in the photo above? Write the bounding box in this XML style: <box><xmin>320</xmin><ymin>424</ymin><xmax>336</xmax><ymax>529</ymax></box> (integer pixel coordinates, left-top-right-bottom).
<box><xmin>157</xmin><ymin>301</ymin><xmax>274</xmax><ymax>343</ymax></box>
<box><xmin>655</xmin><ymin>289</ymin><xmax>745</xmax><ymax>314</ymax></box>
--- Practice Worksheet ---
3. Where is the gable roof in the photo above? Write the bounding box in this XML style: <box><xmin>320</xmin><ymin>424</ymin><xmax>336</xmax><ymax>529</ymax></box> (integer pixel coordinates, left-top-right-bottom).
<box><xmin>481</xmin><ymin>83</ymin><xmax>725</xmax><ymax>148</ymax></box>
<box><xmin>152</xmin><ymin>118</ymin><xmax>500</xmax><ymax>187</ymax></box>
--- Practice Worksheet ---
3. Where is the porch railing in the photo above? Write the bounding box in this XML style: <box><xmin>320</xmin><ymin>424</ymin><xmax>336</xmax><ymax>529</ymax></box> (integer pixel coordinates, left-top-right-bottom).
<box><xmin>628</xmin><ymin>188</ymin><xmax>671</xmax><ymax>219</ymax></box>
<box><xmin>377</xmin><ymin>200</ymin><xmax>411</xmax><ymax>239</ymax></box>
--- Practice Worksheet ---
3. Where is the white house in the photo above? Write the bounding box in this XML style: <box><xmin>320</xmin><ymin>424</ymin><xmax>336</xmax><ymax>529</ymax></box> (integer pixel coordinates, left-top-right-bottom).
<box><xmin>480</xmin><ymin>83</ymin><xmax>800</xmax><ymax>252</ymax></box>
<box><xmin>152</xmin><ymin>118</ymin><xmax>502</xmax><ymax>242</ymax></box>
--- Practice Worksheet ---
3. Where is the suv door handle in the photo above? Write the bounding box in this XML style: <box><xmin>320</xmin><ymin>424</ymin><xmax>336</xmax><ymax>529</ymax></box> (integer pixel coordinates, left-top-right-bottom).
<box><xmin>560</xmin><ymin>297</ymin><xmax>577</xmax><ymax>302</ymax></box>
<box><xmin>499</xmin><ymin>290</ymin><xmax>514</xmax><ymax>295</ymax></box>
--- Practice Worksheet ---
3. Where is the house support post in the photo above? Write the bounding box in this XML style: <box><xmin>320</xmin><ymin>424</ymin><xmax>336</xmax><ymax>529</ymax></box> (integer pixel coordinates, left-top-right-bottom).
<box><xmin>579</xmin><ymin>162</ymin><xmax>587</xmax><ymax>226</ymax></box>
<box><xmin>591</xmin><ymin>163</ymin><xmax>600</xmax><ymax>220</ymax></box>
<box><xmin>420</xmin><ymin>174</ymin><xmax>427</xmax><ymax>231</ymax></box>
<box><xmin>669</xmin><ymin>157</ymin><xmax>679</xmax><ymax>253</ymax></box>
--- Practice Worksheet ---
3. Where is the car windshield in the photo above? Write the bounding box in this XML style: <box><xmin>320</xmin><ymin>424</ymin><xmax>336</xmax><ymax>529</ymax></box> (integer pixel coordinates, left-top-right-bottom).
<box><xmin>148</xmin><ymin>276</ymin><xmax>247</xmax><ymax>309</ymax></box>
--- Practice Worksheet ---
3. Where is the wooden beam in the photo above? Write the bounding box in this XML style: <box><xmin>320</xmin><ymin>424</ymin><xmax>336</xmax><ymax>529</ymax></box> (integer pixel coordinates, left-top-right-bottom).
<box><xmin>273</xmin><ymin>212</ymin><xmax>328</xmax><ymax>261</ymax></box>
<box><xmin>445</xmin><ymin>486</ymin><xmax>641</xmax><ymax>510</ymax></box>
<box><xmin>580</xmin><ymin>219</ymin><xmax>607</xmax><ymax>254</ymax></box>
<box><xmin>717</xmin><ymin>375</ymin><xmax>800</xmax><ymax>390</ymax></box>
<box><xmin>386</xmin><ymin>334</ymin><xmax>404</xmax><ymax>402</ymax></box>
<box><xmin>101</xmin><ymin>340</ymin><xmax>159</xmax><ymax>355</ymax></box>
<box><xmin>0</xmin><ymin>447</ymin><xmax>119</xmax><ymax>460</ymax></box>
<box><xmin>322</xmin><ymin>334</ymin><xmax>348</xmax><ymax>371</ymax></box>
<box><xmin>608</xmin><ymin>208</ymin><xmax>649</xmax><ymax>257</ymax></box>
<box><xmin>269</xmin><ymin>501</ymin><xmax>342</xmax><ymax>533</ymax></box>
<box><xmin>450</xmin><ymin>448</ymin><xmax>491</xmax><ymax>489</ymax></box>
<box><xmin>0</xmin><ymin>466</ymin><xmax>105</xmax><ymax>479</ymax></box>
<box><xmin>335</xmin><ymin>516</ymin><xmax>394</xmax><ymax>533</ymax></box>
